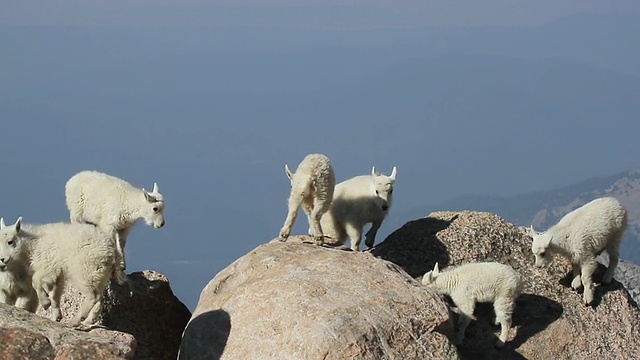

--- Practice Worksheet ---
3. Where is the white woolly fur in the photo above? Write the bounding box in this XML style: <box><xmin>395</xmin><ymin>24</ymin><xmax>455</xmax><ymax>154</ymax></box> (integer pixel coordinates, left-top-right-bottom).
<box><xmin>0</xmin><ymin>217</ymin><xmax>125</xmax><ymax>326</ymax></box>
<box><xmin>530</xmin><ymin>196</ymin><xmax>627</xmax><ymax>305</ymax></box>
<box><xmin>0</xmin><ymin>217</ymin><xmax>38</xmax><ymax>313</ymax></box>
<box><xmin>65</xmin><ymin>170</ymin><xmax>165</xmax><ymax>270</ymax></box>
<box><xmin>279</xmin><ymin>153</ymin><xmax>336</xmax><ymax>245</ymax></box>
<box><xmin>422</xmin><ymin>261</ymin><xmax>522</xmax><ymax>348</ymax></box>
<box><xmin>319</xmin><ymin>166</ymin><xmax>397</xmax><ymax>251</ymax></box>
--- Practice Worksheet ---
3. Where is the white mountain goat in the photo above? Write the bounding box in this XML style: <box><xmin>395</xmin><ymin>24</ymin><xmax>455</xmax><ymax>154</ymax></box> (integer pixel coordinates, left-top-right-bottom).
<box><xmin>319</xmin><ymin>166</ymin><xmax>396</xmax><ymax>251</ymax></box>
<box><xmin>278</xmin><ymin>153</ymin><xmax>336</xmax><ymax>245</ymax></box>
<box><xmin>422</xmin><ymin>262</ymin><xmax>522</xmax><ymax>348</ymax></box>
<box><xmin>0</xmin><ymin>218</ymin><xmax>38</xmax><ymax>312</ymax></box>
<box><xmin>0</xmin><ymin>217</ymin><xmax>126</xmax><ymax>326</ymax></box>
<box><xmin>65</xmin><ymin>170</ymin><xmax>165</xmax><ymax>270</ymax></box>
<box><xmin>529</xmin><ymin>196</ymin><xmax>627</xmax><ymax>305</ymax></box>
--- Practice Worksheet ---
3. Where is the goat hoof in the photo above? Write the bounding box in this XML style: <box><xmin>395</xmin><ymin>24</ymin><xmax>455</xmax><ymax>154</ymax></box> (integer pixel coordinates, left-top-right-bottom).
<box><xmin>571</xmin><ymin>278</ymin><xmax>583</xmax><ymax>290</ymax></box>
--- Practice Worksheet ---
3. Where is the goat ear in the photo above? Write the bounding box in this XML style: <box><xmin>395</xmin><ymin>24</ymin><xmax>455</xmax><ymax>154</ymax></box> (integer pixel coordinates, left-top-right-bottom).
<box><xmin>284</xmin><ymin>164</ymin><xmax>293</xmax><ymax>180</ymax></box>
<box><xmin>144</xmin><ymin>191</ymin><xmax>153</xmax><ymax>202</ymax></box>
<box><xmin>390</xmin><ymin>166</ymin><xmax>397</xmax><ymax>181</ymax></box>
<box><xmin>15</xmin><ymin>217</ymin><xmax>22</xmax><ymax>232</ymax></box>
<box><xmin>152</xmin><ymin>182</ymin><xmax>159</xmax><ymax>193</ymax></box>
<box><xmin>422</xmin><ymin>271</ymin><xmax>432</xmax><ymax>285</ymax></box>
<box><xmin>0</xmin><ymin>217</ymin><xmax>5</xmax><ymax>229</ymax></box>
<box><xmin>433</xmin><ymin>262</ymin><xmax>440</xmax><ymax>274</ymax></box>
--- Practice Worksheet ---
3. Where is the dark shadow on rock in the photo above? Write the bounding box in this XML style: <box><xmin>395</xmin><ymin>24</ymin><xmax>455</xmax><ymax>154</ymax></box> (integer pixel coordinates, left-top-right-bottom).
<box><xmin>452</xmin><ymin>293</ymin><xmax>562</xmax><ymax>360</ymax></box>
<box><xmin>510</xmin><ymin>293</ymin><xmax>563</xmax><ymax>348</ymax></box>
<box><xmin>178</xmin><ymin>310</ymin><xmax>231</xmax><ymax>360</ymax></box>
<box><xmin>371</xmin><ymin>215</ymin><xmax>457</xmax><ymax>277</ymax></box>
<box><xmin>102</xmin><ymin>271</ymin><xmax>192</xmax><ymax>360</ymax></box>
<box><xmin>559</xmin><ymin>263</ymin><xmax>627</xmax><ymax>308</ymax></box>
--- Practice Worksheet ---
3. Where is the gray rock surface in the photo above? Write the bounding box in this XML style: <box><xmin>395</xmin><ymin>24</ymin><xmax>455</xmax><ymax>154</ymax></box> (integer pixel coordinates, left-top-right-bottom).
<box><xmin>373</xmin><ymin>211</ymin><xmax>640</xmax><ymax>359</ymax></box>
<box><xmin>179</xmin><ymin>235</ymin><xmax>457</xmax><ymax>360</ymax></box>
<box><xmin>0</xmin><ymin>303</ymin><xmax>135</xmax><ymax>359</ymax></box>
<box><xmin>3</xmin><ymin>270</ymin><xmax>190</xmax><ymax>359</ymax></box>
<box><xmin>598</xmin><ymin>255</ymin><xmax>640</xmax><ymax>307</ymax></box>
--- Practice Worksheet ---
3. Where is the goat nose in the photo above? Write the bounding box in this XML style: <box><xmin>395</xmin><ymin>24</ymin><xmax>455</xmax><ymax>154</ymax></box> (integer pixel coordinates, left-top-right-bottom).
<box><xmin>160</xmin><ymin>221</ymin><xmax>165</xmax><ymax>228</ymax></box>
<box><xmin>382</xmin><ymin>204</ymin><xmax>389</xmax><ymax>211</ymax></box>
<box><xmin>0</xmin><ymin>258</ymin><xmax>6</xmax><ymax>264</ymax></box>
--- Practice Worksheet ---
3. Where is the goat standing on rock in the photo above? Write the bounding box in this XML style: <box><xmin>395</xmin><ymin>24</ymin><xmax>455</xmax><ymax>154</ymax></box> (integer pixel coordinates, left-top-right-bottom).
<box><xmin>0</xmin><ymin>217</ymin><xmax>125</xmax><ymax>327</ymax></box>
<box><xmin>319</xmin><ymin>166</ymin><xmax>396</xmax><ymax>251</ymax></box>
<box><xmin>279</xmin><ymin>153</ymin><xmax>335</xmax><ymax>245</ymax></box>
<box><xmin>422</xmin><ymin>262</ymin><xmax>522</xmax><ymax>348</ymax></box>
<box><xmin>65</xmin><ymin>170</ymin><xmax>165</xmax><ymax>271</ymax></box>
<box><xmin>0</xmin><ymin>218</ymin><xmax>38</xmax><ymax>313</ymax></box>
<box><xmin>530</xmin><ymin>196</ymin><xmax>627</xmax><ymax>306</ymax></box>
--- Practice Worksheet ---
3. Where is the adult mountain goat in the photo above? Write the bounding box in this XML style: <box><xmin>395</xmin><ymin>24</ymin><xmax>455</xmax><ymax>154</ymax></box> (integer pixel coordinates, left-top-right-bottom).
<box><xmin>529</xmin><ymin>196</ymin><xmax>627</xmax><ymax>305</ymax></box>
<box><xmin>65</xmin><ymin>170</ymin><xmax>165</xmax><ymax>270</ymax></box>
<box><xmin>278</xmin><ymin>153</ymin><xmax>335</xmax><ymax>245</ymax></box>
<box><xmin>319</xmin><ymin>166</ymin><xmax>396</xmax><ymax>251</ymax></box>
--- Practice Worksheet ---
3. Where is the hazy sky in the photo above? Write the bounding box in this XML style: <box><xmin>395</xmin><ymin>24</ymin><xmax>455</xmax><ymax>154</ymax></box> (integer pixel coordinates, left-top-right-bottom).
<box><xmin>1</xmin><ymin>2</ymin><xmax>639</xmax><ymax>310</ymax></box>
<box><xmin>1</xmin><ymin>1</ymin><xmax>633</xmax><ymax>28</ymax></box>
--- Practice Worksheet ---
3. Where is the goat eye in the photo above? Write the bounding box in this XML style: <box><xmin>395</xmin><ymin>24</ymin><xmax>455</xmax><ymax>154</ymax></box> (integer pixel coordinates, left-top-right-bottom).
<box><xmin>540</xmin><ymin>251</ymin><xmax>546</xmax><ymax>257</ymax></box>
<box><xmin>153</xmin><ymin>207</ymin><xmax>159</xmax><ymax>212</ymax></box>
<box><xmin>375</xmin><ymin>190</ymin><xmax>379</xmax><ymax>195</ymax></box>
<box><xmin>389</xmin><ymin>189</ymin><xmax>393</xmax><ymax>194</ymax></box>
<box><xmin>7</xmin><ymin>240</ymin><xmax>14</xmax><ymax>246</ymax></box>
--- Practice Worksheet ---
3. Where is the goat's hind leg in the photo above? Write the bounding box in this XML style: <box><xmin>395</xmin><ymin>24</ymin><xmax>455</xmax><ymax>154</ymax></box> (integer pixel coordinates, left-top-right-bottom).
<box><xmin>307</xmin><ymin>200</ymin><xmax>328</xmax><ymax>246</ymax></box>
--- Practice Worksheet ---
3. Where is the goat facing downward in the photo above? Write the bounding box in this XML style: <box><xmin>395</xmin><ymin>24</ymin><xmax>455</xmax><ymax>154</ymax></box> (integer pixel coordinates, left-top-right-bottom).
<box><xmin>422</xmin><ymin>262</ymin><xmax>522</xmax><ymax>348</ymax></box>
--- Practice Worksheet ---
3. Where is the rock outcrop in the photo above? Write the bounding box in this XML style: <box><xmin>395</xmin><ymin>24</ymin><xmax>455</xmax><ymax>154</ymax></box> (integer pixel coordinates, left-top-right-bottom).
<box><xmin>3</xmin><ymin>270</ymin><xmax>191</xmax><ymax>359</ymax></box>
<box><xmin>372</xmin><ymin>211</ymin><xmax>640</xmax><ymax>359</ymax></box>
<box><xmin>600</xmin><ymin>256</ymin><xmax>640</xmax><ymax>307</ymax></box>
<box><xmin>179</xmin><ymin>235</ymin><xmax>457</xmax><ymax>359</ymax></box>
<box><xmin>0</xmin><ymin>303</ymin><xmax>136</xmax><ymax>359</ymax></box>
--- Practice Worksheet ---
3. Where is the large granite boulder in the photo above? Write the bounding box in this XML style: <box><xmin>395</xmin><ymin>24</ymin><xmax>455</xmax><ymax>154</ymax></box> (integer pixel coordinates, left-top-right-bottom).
<box><xmin>179</xmin><ymin>235</ymin><xmax>457</xmax><ymax>359</ymax></box>
<box><xmin>372</xmin><ymin>211</ymin><xmax>640</xmax><ymax>359</ymax></box>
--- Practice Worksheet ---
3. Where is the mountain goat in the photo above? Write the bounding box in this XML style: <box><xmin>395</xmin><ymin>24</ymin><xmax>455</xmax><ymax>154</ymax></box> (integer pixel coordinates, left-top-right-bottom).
<box><xmin>0</xmin><ymin>217</ymin><xmax>125</xmax><ymax>326</ymax></box>
<box><xmin>0</xmin><ymin>218</ymin><xmax>38</xmax><ymax>312</ymax></box>
<box><xmin>278</xmin><ymin>153</ymin><xmax>335</xmax><ymax>245</ymax></box>
<box><xmin>422</xmin><ymin>262</ymin><xmax>522</xmax><ymax>348</ymax></box>
<box><xmin>65</xmin><ymin>170</ymin><xmax>165</xmax><ymax>271</ymax></box>
<box><xmin>529</xmin><ymin>196</ymin><xmax>627</xmax><ymax>305</ymax></box>
<box><xmin>319</xmin><ymin>166</ymin><xmax>396</xmax><ymax>251</ymax></box>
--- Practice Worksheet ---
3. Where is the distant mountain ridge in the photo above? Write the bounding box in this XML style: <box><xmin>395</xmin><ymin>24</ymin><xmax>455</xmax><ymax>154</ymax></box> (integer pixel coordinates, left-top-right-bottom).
<box><xmin>403</xmin><ymin>168</ymin><xmax>640</xmax><ymax>263</ymax></box>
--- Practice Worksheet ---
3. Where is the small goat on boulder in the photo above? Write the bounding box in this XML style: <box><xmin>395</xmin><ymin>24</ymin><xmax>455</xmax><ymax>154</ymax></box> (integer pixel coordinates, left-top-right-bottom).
<box><xmin>422</xmin><ymin>262</ymin><xmax>522</xmax><ymax>348</ymax></box>
<box><xmin>0</xmin><ymin>217</ymin><xmax>125</xmax><ymax>327</ymax></box>
<box><xmin>65</xmin><ymin>170</ymin><xmax>165</xmax><ymax>271</ymax></box>
<box><xmin>319</xmin><ymin>166</ymin><xmax>396</xmax><ymax>251</ymax></box>
<box><xmin>278</xmin><ymin>153</ymin><xmax>335</xmax><ymax>245</ymax></box>
<box><xmin>530</xmin><ymin>196</ymin><xmax>627</xmax><ymax>305</ymax></box>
